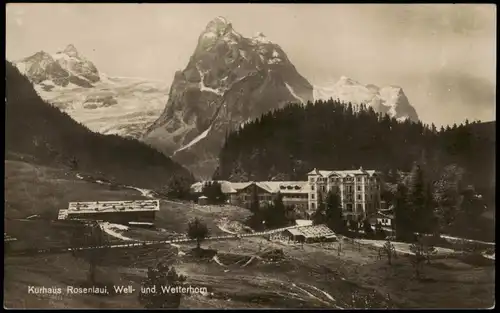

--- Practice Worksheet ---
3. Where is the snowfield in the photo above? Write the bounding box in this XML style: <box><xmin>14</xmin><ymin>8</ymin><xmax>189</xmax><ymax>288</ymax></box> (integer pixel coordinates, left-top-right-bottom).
<box><xmin>285</xmin><ymin>82</ymin><xmax>305</xmax><ymax>104</ymax></box>
<box><xmin>174</xmin><ymin>125</ymin><xmax>213</xmax><ymax>154</ymax></box>
<box><xmin>32</xmin><ymin>74</ymin><xmax>169</xmax><ymax>139</ymax></box>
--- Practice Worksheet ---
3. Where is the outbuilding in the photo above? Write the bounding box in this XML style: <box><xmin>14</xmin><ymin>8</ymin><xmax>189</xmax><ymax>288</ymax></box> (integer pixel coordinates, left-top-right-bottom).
<box><xmin>279</xmin><ymin>225</ymin><xmax>337</xmax><ymax>243</ymax></box>
<box><xmin>198</xmin><ymin>195</ymin><xmax>209</xmax><ymax>206</ymax></box>
<box><xmin>58</xmin><ymin>200</ymin><xmax>160</xmax><ymax>225</ymax></box>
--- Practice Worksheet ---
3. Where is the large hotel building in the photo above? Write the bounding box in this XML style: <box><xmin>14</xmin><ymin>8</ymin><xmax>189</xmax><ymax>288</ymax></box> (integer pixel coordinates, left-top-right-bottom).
<box><xmin>191</xmin><ymin>167</ymin><xmax>382</xmax><ymax>220</ymax></box>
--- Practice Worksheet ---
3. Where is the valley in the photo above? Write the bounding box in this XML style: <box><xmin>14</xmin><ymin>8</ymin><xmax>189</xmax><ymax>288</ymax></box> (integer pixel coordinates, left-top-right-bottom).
<box><xmin>6</xmin><ymin>5</ymin><xmax>495</xmax><ymax>310</ymax></box>
<box><xmin>3</xmin><ymin>160</ymin><xmax>495</xmax><ymax>309</ymax></box>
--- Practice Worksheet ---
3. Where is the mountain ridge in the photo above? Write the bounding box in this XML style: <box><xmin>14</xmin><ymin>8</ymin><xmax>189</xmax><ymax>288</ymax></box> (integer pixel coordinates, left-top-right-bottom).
<box><xmin>313</xmin><ymin>76</ymin><xmax>419</xmax><ymax>122</ymax></box>
<box><xmin>15</xmin><ymin>44</ymin><xmax>100</xmax><ymax>89</ymax></box>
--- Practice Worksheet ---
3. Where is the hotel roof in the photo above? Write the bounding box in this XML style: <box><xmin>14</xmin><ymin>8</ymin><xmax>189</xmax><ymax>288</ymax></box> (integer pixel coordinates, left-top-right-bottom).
<box><xmin>308</xmin><ymin>168</ymin><xmax>378</xmax><ymax>177</ymax></box>
<box><xmin>190</xmin><ymin>181</ymin><xmax>248</xmax><ymax>194</ymax></box>
<box><xmin>191</xmin><ymin>180</ymin><xmax>310</xmax><ymax>194</ymax></box>
<box><xmin>256</xmin><ymin>181</ymin><xmax>310</xmax><ymax>194</ymax></box>
<box><xmin>66</xmin><ymin>200</ymin><xmax>160</xmax><ymax>214</ymax></box>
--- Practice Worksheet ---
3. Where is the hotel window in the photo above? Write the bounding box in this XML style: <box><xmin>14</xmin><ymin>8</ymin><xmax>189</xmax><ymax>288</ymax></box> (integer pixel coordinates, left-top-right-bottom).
<box><xmin>357</xmin><ymin>194</ymin><xmax>361</xmax><ymax>200</ymax></box>
<box><xmin>357</xmin><ymin>204</ymin><xmax>362</xmax><ymax>212</ymax></box>
<box><xmin>311</xmin><ymin>193</ymin><xmax>315</xmax><ymax>199</ymax></box>
<box><xmin>356</xmin><ymin>177</ymin><xmax>362</xmax><ymax>182</ymax></box>
<box><xmin>311</xmin><ymin>203</ymin><xmax>316</xmax><ymax>210</ymax></box>
<box><xmin>311</xmin><ymin>184</ymin><xmax>315</xmax><ymax>191</ymax></box>
<box><xmin>357</xmin><ymin>185</ymin><xmax>361</xmax><ymax>191</ymax></box>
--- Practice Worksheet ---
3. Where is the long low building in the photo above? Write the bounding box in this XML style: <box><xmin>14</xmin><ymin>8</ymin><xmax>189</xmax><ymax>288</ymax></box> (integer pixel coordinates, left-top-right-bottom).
<box><xmin>272</xmin><ymin>225</ymin><xmax>338</xmax><ymax>243</ymax></box>
<box><xmin>58</xmin><ymin>200</ymin><xmax>160</xmax><ymax>225</ymax></box>
<box><xmin>191</xmin><ymin>180</ymin><xmax>310</xmax><ymax>212</ymax></box>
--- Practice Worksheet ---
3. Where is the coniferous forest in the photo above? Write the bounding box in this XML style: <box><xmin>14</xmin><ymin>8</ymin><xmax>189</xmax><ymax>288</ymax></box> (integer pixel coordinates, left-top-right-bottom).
<box><xmin>214</xmin><ymin>100</ymin><xmax>494</xmax><ymax>240</ymax></box>
<box><xmin>214</xmin><ymin>100</ymin><xmax>494</xmax><ymax>206</ymax></box>
<box><xmin>214</xmin><ymin>100</ymin><xmax>495</xmax><ymax>189</ymax></box>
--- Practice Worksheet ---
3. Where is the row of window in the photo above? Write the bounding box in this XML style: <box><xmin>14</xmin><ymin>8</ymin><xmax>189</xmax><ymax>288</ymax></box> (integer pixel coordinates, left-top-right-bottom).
<box><xmin>309</xmin><ymin>202</ymin><xmax>378</xmax><ymax>211</ymax></box>
<box><xmin>242</xmin><ymin>194</ymin><xmax>308</xmax><ymax>201</ymax></box>
<box><xmin>310</xmin><ymin>176</ymin><xmax>379</xmax><ymax>183</ymax></box>
<box><xmin>311</xmin><ymin>184</ymin><xmax>379</xmax><ymax>192</ymax></box>
<box><xmin>310</xmin><ymin>192</ymin><xmax>378</xmax><ymax>201</ymax></box>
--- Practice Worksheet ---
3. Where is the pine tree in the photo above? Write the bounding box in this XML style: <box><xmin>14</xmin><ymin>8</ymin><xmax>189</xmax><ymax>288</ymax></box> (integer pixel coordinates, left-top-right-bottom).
<box><xmin>312</xmin><ymin>192</ymin><xmax>326</xmax><ymax>225</ymax></box>
<box><xmin>266</xmin><ymin>192</ymin><xmax>289</xmax><ymax>228</ymax></box>
<box><xmin>406</xmin><ymin>163</ymin><xmax>431</xmax><ymax>234</ymax></box>
<box><xmin>187</xmin><ymin>217</ymin><xmax>209</xmax><ymax>250</ymax></box>
<box><xmin>250</xmin><ymin>185</ymin><xmax>260</xmax><ymax>214</ymax></box>
<box><xmin>324</xmin><ymin>190</ymin><xmax>346</xmax><ymax>234</ymax></box>
<box><xmin>393</xmin><ymin>183</ymin><xmax>413</xmax><ymax>241</ymax></box>
<box><xmin>139</xmin><ymin>263</ymin><xmax>187</xmax><ymax>308</ymax></box>
<box><xmin>433</xmin><ymin>165</ymin><xmax>464</xmax><ymax>231</ymax></box>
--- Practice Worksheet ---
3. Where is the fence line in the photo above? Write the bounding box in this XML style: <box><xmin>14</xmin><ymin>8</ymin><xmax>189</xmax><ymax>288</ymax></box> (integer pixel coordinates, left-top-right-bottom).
<box><xmin>7</xmin><ymin>224</ymin><xmax>303</xmax><ymax>257</ymax></box>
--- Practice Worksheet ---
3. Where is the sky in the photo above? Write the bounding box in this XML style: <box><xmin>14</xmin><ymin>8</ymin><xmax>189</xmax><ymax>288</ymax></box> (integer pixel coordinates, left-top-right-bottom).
<box><xmin>6</xmin><ymin>3</ymin><xmax>496</xmax><ymax>127</ymax></box>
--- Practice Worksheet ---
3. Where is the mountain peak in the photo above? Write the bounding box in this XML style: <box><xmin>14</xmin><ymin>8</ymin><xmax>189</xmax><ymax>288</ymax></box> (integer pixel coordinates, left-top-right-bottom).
<box><xmin>337</xmin><ymin>76</ymin><xmax>360</xmax><ymax>86</ymax></box>
<box><xmin>15</xmin><ymin>45</ymin><xmax>100</xmax><ymax>88</ymax></box>
<box><xmin>252</xmin><ymin>31</ymin><xmax>271</xmax><ymax>44</ymax></box>
<box><xmin>205</xmin><ymin>16</ymin><xmax>233</xmax><ymax>35</ymax></box>
<box><xmin>145</xmin><ymin>18</ymin><xmax>313</xmax><ymax>177</ymax></box>
<box><xmin>63</xmin><ymin>44</ymin><xmax>79</xmax><ymax>57</ymax></box>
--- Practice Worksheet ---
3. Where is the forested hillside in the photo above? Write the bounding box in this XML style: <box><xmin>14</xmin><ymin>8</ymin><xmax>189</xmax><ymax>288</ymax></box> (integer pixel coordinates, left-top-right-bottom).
<box><xmin>5</xmin><ymin>61</ymin><xmax>193</xmax><ymax>189</ymax></box>
<box><xmin>214</xmin><ymin>100</ymin><xmax>494</xmax><ymax>197</ymax></box>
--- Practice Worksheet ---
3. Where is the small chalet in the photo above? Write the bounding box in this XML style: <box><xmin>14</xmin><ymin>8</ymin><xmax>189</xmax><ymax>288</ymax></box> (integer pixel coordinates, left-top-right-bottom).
<box><xmin>369</xmin><ymin>210</ymin><xmax>394</xmax><ymax>228</ymax></box>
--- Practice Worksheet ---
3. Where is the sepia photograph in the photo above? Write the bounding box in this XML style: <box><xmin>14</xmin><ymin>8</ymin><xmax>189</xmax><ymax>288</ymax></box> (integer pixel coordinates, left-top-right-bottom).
<box><xmin>4</xmin><ymin>3</ymin><xmax>495</xmax><ymax>309</ymax></box>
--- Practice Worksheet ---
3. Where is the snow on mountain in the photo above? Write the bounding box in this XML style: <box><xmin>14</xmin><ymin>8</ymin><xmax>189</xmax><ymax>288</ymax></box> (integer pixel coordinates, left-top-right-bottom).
<box><xmin>14</xmin><ymin>44</ymin><xmax>100</xmax><ymax>88</ymax></box>
<box><xmin>314</xmin><ymin>76</ymin><xmax>419</xmax><ymax>122</ymax></box>
<box><xmin>174</xmin><ymin>124</ymin><xmax>213</xmax><ymax>155</ymax></box>
<box><xmin>36</xmin><ymin>74</ymin><xmax>169</xmax><ymax>139</ymax></box>
<box><xmin>13</xmin><ymin>45</ymin><xmax>169</xmax><ymax>139</ymax></box>
<box><xmin>285</xmin><ymin>82</ymin><xmax>305</xmax><ymax>104</ymax></box>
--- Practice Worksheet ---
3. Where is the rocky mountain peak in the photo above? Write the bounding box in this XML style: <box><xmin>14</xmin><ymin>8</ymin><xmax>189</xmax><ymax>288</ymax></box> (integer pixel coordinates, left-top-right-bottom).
<box><xmin>15</xmin><ymin>45</ymin><xmax>100</xmax><ymax>88</ymax></box>
<box><xmin>337</xmin><ymin>76</ymin><xmax>361</xmax><ymax>86</ymax></box>
<box><xmin>144</xmin><ymin>17</ymin><xmax>314</xmax><ymax>178</ymax></box>
<box><xmin>62</xmin><ymin>44</ymin><xmax>79</xmax><ymax>57</ymax></box>
<box><xmin>314</xmin><ymin>76</ymin><xmax>419</xmax><ymax>122</ymax></box>
<box><xmin>205</xmin><ymin>16</ymin><xmax>233</xmax><ymax>35</ymax></box>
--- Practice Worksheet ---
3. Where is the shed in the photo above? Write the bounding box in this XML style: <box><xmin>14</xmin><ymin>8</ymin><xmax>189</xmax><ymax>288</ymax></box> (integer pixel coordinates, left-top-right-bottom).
<box><xmin>282</xmin><ymin>228</ymin><xmax>306</xmax><ymax>243</ymax></box>
<box><xmin>369</xmin><ymin>211</ymin><xmax>394</xmax><ymax>228</ymax></box>
<box><xmin>281</xmin><ymin>225</ymin><xmax>337</xmax><ymax>243</ymax></box>
<box><xmin>198</xmin><ymin>195</ymin><xmax>208</xmax><ymax>206</ymax></box>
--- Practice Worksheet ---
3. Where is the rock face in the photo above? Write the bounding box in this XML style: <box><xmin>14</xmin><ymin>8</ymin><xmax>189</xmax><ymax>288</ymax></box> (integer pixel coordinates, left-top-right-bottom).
<box><xmin>314</xmin><ymin>76</ymin><xmax>419</xmax><ymax>122</ymax></box>
<box><xmin>15</xmin><ymin>44</ymin><xmax>100</xmax><ymax>88</ymax></box>
<box><xmin>144</xmin><ymin>17</ymin><xmax>314</xmax><ymax>178</ymax></box>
